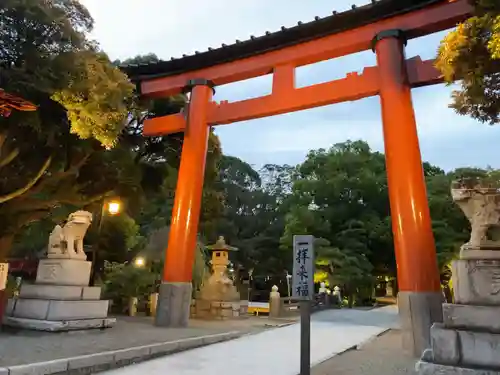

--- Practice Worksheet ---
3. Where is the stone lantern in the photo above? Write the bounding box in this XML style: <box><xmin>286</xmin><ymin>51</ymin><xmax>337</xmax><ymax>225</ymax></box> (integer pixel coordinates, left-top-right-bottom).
<box><xmin>206</xmin><ymin>236</ymin><xmax>237</xmax><ymax>279</ymax></box>
<box><xmin>191</xmin><ymin>237</ymin><xmax>248</xmax><ymax>319</ymax></box>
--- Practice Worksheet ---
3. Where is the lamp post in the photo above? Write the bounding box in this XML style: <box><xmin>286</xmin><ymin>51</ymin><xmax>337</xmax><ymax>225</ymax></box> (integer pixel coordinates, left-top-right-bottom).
<box><xmin>90</xmin><ymin>198</ymin><xmax>121</xmax><ymax>285</ymax></box>
<box><xmin>286</xmin><ymin>271</ymin><xmax>292</xmax><ymax>304</ymax></box>
<box><xmin>247</xmin><ymin>268</ymin><xmax>254</xmax><ymax>302</ymax></box>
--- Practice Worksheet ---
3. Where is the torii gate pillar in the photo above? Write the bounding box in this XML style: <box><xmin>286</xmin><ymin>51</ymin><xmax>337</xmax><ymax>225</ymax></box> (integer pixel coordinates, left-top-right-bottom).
<box><xmin>155</xmin><ymin>79</ymin><xmax>214</xmax><ymax>328</ymax></box>
<box><xmin>373</xmin><ymin>30</ymin><xmax>443</xmax><ymax>356</ymax></box>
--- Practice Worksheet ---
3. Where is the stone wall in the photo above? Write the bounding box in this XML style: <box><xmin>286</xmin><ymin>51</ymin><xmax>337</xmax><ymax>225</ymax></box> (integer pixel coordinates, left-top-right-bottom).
<box><xmin>190</xmin><ymin>300</ymin><xmax>248</xmax><ymax>320</ymax></box>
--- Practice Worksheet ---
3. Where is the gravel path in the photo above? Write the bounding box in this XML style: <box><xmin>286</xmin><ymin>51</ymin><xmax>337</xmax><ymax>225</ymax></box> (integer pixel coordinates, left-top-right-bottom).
<box><xmin>0</xmin><ymin>315</ymin><xmax>293</xmax><ymax>367</ymax></box>
<box><xmin>311</xmin><ymin>329</ymin><xmax>416</xmax><ymax>375</ymax></box>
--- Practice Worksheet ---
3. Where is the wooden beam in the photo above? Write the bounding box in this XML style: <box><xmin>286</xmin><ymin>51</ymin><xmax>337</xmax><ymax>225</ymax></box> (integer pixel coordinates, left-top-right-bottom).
<box><xmin>143</xmin><ymin>57</ymin><xmax>442</xmax><ymax>136</ymax></box>
<box><xmin>141</xmin><ymin>0</ymin><xmax>470</xmax><ymax>97</ymax></box>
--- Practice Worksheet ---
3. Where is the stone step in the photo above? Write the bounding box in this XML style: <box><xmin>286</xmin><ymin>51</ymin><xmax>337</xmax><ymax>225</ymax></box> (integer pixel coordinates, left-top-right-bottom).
<box><xmin>6</xmin><ymin>298</ymin><xmax>109</xmax><ymax>321</ymax></box>
<box><xmin>431</xmin><ymin>323</ymin><xmax>500</xmax><ymax>369</ymax></box>
<box><xmin>443</xmin><ymin>303</ymin><xmax>500</xmax><ymax>333</ymax></box>
<box><xmin>417</xmin><ymin>360</ymin><xmax>500</xmax><ymax>375</ymax></box>
<box><xmin>19</xmin><ymin>284</ymin><xmax>101</xmax><ymax>300</ymax></box>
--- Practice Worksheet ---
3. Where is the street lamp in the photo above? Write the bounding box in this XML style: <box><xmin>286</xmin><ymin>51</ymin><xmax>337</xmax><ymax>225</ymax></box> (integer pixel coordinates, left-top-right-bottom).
<box><xmin>107</xmin><ymin>201</ymin><xmax>121</xmax><ymax>216</ymax></box>
<box><xmin>90</xmin><ymin>198</ymin><xmax>122</xmax><ymax>285</ymax></box>
<box><xmin>134</xmin><ymin>257</ymin><xmax>145</xmax><ymax>267</ymax></box>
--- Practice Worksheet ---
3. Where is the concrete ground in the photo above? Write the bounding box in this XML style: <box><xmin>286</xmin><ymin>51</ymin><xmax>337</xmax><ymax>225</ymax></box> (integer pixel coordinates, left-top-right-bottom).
<box><xmin>99</xmin><ymin>305</ymin><xmax>400</xmax><ymax>375</ymax></box>
<box><xmin>311</xmin><ymin>330</ymin><xmax>416</xmax><ymax>375</ymax></box>
<box><xmin>0</xmin><ymin>315</ymin><xmax>296</xmax><ymax>367</ymax></box>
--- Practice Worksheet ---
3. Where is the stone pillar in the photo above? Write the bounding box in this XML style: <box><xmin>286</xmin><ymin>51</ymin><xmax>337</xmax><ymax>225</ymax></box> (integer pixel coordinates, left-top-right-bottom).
<box><xmin>269</xmin><ymin>285</ymin><xmax>281</xmax><ymax>318</ymax></box>
<box><xmin>372</xmin><ymin>29</ymin><xmax>443</xmax><ymax>357</ymax></box>
<box><xmin>156</xmin><ymin>79</ymin><xmax>214</xmax><ymax>328</ymax></box>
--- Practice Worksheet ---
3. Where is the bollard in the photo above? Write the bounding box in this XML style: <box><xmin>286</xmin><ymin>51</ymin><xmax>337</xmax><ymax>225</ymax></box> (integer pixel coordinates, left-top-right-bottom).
<box><xmin>269</xmin><ymin>285</ymin><xmax>281</xmax><ymax>318</ymax></box>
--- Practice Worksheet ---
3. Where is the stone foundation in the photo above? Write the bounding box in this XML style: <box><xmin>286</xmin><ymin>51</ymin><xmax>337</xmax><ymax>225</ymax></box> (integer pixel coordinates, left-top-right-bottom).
<box><xmin>155</xmin><ymin>282</ymin><xmax>192</xmax><ymax>328</ymax></box>
<box><xmin>190</xmin><ymin>299</ymin><xmax>248</xmax><ymax>320</ymax></box>
<box><xmin>416</xmin><ymin>257</ymin><xmax>500</xmax><ymax>374</ymax></box>
<box><xmin>3</xmin><ymin>259</ymin><xmax>115</xmax><ymax>332</ymax></box>
<box><xmin>398</xmin><ymin>291</ymin><xmax>444</xmax><ymax>357</ymax></box>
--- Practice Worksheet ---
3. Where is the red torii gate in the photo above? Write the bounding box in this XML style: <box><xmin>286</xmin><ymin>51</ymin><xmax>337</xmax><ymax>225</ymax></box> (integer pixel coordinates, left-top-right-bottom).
<box><xmin>123</xmin><ymin>0</ymin><xmax>472</xmax><ymax>356</ymax></box>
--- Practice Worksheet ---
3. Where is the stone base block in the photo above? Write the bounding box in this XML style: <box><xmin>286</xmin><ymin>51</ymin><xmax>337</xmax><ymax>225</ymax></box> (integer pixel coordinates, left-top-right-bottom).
<box><xmin>2</xmin><ymin>316</ymin><xmax>116</xmax><ymax>332</ymax></box>
<box><xmin>155</xmin><ymin>282</ymin><xmax>192</xmax><ymax>328</ymax></box>
<box><xmin>443</xmin><ymin>303</ymin><xmax>500</xmax><ymax>332</ymax></box>
<box><xmin>417</xmin><ymin>360</ymin><xmax>500</xmax><ymax>375</ymax></box>
<box><xmin>7</xmin><ymin>298</ymin><xmax>109</xmax><ymax>320</ymax></box>
<box><xmin>191</xmin><ymin>299</ymin><xmax>243</xmax><ymax>320</ymax></box>
<box><xmin>452</xmin><ymin>259</ymin><xmax>500</xmax><ymax>305</ymax></box>
<box><xmin>431</xmin><ymin>323</ymin><xmax>500</xmax><ymax>369</ymax></box>
<box><xmin>36</xmin><ymin>259</ymin><xmax>91</xmax><ymax>286</ymax></box>
<box><xmin>240</xmin><ymin>300</ymin><xmax>249</xmax><ymax>316</ymax></box>
<box><xmin>19</xmin><ymin>284</ymin><xmax>101</xmax><ymax>300</ymax></box>
<box><xmin>398</xmin><ymin>291</ymin><xmax>444</xmax><ymax>357</ymax></box>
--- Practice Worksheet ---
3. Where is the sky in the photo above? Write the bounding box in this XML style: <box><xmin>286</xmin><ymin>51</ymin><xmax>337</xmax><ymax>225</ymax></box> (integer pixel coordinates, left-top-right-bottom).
<box><xmin>80</xmin><ymin>0</ymin><xmax>500</xmax><ymax>171</ymax></box>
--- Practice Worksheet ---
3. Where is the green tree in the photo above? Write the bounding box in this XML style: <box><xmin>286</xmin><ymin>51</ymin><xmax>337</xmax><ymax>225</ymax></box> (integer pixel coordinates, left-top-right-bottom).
<box><xmin>436</xmin><ymin>0</ymin><xmax>500</xmax><ymax>123</ymax></box>
<box><xmin>93</xmin><ymin>214</ymin><xmax>141</xmax><ymax>264</ymax></box>
<box><xmin>0</xmin><ymin>0</ymin><xmax>140</xmax><ymax>259</ymax></box>
<box><xmin>210</xmin><ymin>156</ymin><xmax>290</xmax><ymax>279</ymax></box>
<box><xmin>282</xmin><ymin>140</ymin><xmax>393</xmax><ymax>276</ymax></box>
<box><xmin>0</xmin><ymin>1</ymin><xmax>224</xmax><ymax>262</ymax></box>
<box><xmin>281</xmin><ymin>140</ymin><xmax>473</xmax><ymax>296</ymax></box>
<box><xmin>315</xmin><ymin>238</ymin><xmax>374</xmax><ymax>308</ymax></box>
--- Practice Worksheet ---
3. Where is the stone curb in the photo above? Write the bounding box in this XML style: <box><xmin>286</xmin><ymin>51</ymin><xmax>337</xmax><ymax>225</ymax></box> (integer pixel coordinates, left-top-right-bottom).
<box><xmin>355</xmin><ymin>327</ymin><xmax>391</xmax><ymax>350</ymax></box>
<box><xmin>0</xmin><ymin>330</ymin><xmax>242</xmax><ymax>375</ymax></box>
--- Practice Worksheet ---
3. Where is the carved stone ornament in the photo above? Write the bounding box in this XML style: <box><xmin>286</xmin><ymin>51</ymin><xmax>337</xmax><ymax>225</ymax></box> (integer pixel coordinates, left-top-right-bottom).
<box><xmin>451</xmin><ymin>179</ymin><xmax>500</xmax><ymax>251</ymax></box>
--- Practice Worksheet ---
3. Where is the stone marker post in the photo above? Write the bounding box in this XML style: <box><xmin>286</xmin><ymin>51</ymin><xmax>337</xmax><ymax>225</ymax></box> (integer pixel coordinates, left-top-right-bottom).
<box><xmin>269</xmin><ymin>285</ymin><xmax>281</xmax><ymax>318</ymax></box>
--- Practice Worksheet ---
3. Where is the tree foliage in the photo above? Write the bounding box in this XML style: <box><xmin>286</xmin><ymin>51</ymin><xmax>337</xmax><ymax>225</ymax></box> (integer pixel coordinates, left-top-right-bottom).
<box><xmin>279</xmin><ymin>140</ymin><xmax>478</xmax><ymax>302</ymax></box>
<box><xmin>209</xmin><ymin>156</ymin><xmax>292</xmax><ymax>280</ymax></box>
<box><xmin>0</xmin><ymin>2</ymin><xmax>224</xmax><ymax>263</ymax></box>
<box><xmin>436</xmin><ymin>0</ymin><xmax>500</xmax><ymax>123</ymax></box>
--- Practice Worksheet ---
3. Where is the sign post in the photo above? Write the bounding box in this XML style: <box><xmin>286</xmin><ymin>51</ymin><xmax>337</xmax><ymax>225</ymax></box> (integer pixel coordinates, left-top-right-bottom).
<box><xmin>292</xmin><ymin>235</ymin><xmax>315</xmax><ymax>375</ymax></box>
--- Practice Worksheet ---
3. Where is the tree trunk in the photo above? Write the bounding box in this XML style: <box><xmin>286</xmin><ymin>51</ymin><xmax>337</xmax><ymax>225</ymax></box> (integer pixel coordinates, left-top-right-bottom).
<box><xmin>0</xmin><ymin>234</ymin><xmax>15</xmax><ymax>262</ymax></box>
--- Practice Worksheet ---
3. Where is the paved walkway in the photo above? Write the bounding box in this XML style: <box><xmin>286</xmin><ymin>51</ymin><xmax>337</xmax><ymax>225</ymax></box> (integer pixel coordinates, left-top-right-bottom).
<box><xmin>101</xmin><ymin>306</ymin><xmax>400</xmax><ymax>375</ymax></box>
<box><xmin>0</xmin><ymin>315</ymin><xmax>295</xmax><ymax>367</ymax></box>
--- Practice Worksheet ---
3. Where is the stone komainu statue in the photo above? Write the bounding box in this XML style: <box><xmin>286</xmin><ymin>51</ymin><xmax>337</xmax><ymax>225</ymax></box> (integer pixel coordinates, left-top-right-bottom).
<box><xmin>47</xmin><ymin>211</ymin><xmax>93</xmax><ymax>260</ymax></box>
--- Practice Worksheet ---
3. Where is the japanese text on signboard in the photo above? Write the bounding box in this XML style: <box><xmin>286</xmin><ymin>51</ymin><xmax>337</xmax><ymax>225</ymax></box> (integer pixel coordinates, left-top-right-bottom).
<box><xmin>292</xmin><ymin>235</ymin><xmax>314</xmax><ymax>300</ymax></box>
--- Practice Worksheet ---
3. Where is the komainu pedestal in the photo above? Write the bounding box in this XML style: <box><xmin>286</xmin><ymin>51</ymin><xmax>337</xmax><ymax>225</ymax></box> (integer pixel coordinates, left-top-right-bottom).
<box><xmin>3</xmin><ymin>211</ymin><xmax>115</xmax><ymax>331</ymax></box>
<box><xmin>416</xmin><ymin>181</ymin><xmax>500</xmax><ymax>374</ymax></box>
